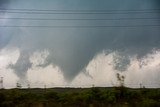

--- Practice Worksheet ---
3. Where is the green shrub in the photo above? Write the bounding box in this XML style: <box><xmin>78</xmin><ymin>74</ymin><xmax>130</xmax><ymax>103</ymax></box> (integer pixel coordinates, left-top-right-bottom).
<box><xmin>44</xmin><ymin>91</ymin><xmax>59</xmax><ymax>100</ymax></box>
<box><xmin>141</xmin><ymin>98</ymin><xmax>160</xmax><ymax>107</ymax></box>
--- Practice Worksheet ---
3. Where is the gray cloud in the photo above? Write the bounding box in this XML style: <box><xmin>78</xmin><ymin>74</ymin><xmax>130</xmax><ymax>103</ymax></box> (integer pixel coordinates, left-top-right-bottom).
<box><xmin>1</xmin><ymin>0</ymin><xmax>160</xmax><ymax>81</ymax></box>
<box><xmin>0</xmin><ymin>0</ymin><xmax>10</xmax><ymax>7</ymax></box>
<box><xmin>0</xmin><ymin>0</ymin><xmax>11</xmax><ymax>49</ymax></box>
<box><xmin>9</xmin><ymin>51</ymin><xmax>32</xmax><ymax>80</ymax></box>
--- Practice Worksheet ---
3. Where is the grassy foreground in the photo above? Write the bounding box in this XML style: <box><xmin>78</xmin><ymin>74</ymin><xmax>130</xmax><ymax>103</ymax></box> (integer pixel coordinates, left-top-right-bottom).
<box><xmin>0</xmin><ymin>87</ymin><xmax>160</xmax><ymax>107</ymax></box>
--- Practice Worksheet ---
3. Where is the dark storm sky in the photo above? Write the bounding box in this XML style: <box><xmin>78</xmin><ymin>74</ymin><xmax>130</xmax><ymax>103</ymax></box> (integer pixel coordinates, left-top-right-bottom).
<box><xmin>0</xmin><ymin>0</ymin><xmax>160</xmax><ymax>81</ymax></box>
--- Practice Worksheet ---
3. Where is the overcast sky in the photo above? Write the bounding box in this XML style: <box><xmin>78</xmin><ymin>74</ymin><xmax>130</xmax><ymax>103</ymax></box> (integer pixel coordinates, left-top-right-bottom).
<box><xmin>0</xmin><ymin>0</ymin><xmax>160</xmax><ymax>85</ymax></box>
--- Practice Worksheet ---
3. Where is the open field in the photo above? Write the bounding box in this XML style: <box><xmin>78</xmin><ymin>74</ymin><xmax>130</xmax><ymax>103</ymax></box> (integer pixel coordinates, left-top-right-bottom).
<box><xmin>0</xmin><ymin>87</ymin><xmax>160</xmax><ymax>107</ymax></box>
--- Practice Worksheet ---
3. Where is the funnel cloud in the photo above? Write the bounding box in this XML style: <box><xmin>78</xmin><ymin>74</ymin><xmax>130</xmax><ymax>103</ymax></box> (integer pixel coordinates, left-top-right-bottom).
<box><xmin>0</xmin><ymin>0</ymin><xmax>160</xmax><ymax>87</ymax></box>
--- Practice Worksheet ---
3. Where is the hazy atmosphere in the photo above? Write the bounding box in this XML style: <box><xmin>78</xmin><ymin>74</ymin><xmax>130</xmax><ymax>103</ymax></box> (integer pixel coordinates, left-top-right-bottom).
<box><xmin>0</xmin><ymin>0</ymin><xmax>160</xmax><ymax>88</ymax></box>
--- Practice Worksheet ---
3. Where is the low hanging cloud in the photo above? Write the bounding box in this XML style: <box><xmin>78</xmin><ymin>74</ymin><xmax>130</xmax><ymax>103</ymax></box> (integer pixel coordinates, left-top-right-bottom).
<box><xmin>1</xmin><ymin>49</ymin><xmax>160</xmax><ymax>88</ymax></box>
<box><xmin>0</xmin><ymin>48</ymin><xmax>19</xmax><ymax>88</ymax></box>
<box><xmin>71</xmin><ymin>50</ymin><xmax>160</xmax><ymax>88</ymax></box>
<box><xmin>0</xmin><ymin>0</ymin><xmax>160</xmax><ymax>88</ymax></box>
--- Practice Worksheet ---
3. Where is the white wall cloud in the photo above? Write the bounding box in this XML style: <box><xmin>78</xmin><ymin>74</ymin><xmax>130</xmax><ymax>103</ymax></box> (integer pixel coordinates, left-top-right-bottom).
<box><xmin>1</xmin><ymin>48</ymin><xmax>160</xmax><ymax>88</ymax></box>
<box><xmin>27</xmin><ymin>50</ymin><xmax>66</xmax><ymax>88</ymax></box>
<box><xmin>71</xmin><ymin>50</ymin><xmax>160</xmax><ymax>88</ymax></box>
<box><xmin>0</xmin><ymin>48</ymin><xmax>20</xmax><ymax>88</ymax></box>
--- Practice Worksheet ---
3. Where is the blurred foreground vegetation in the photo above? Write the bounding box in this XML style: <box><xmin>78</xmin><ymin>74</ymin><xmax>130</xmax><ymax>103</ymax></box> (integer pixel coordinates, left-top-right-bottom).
<box><xmin>0</xmin><ymin>87</ymin><xmax>160</xmax><ymax>107</ymax></box>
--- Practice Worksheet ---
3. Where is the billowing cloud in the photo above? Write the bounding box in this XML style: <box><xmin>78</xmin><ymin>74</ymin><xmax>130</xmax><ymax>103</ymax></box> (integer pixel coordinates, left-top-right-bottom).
<box><xmin>0</xmin><ymin>0</ymin><xmax>160</xmax><ymax>87</ymax></box>
<box><xmin>71</xmin><ymin>50</ymin><xmax>160</xmax><ymax>88</ymax></box>
<box><xmin>0</xmin><ymin>48</ymin><xmax>19</xmax><ymax>88</ymax></box>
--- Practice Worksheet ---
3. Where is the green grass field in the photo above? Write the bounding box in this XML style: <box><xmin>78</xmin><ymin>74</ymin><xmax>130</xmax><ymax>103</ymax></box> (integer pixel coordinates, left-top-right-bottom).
<box><xmin>0</xmin><ymin>87</ymin><xmax>160</xmax><ymax>107</ymax></box>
